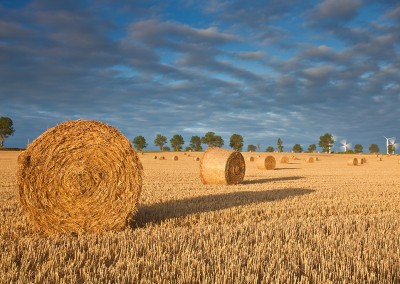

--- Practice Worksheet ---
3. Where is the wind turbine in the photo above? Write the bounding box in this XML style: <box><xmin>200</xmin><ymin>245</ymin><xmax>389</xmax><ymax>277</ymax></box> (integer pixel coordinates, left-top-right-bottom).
<box><xmin>384</xmin><ymin>136</ymin><xmax>396</xmax><ymax>154</ymax></box>
<box><xmin>340</xmin><ymin>139</ymin><xmax>351</xmax><ymax>152</ymax></box>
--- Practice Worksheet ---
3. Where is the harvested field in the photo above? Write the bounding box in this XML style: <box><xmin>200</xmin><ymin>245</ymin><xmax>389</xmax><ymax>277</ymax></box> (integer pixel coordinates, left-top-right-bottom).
<box><xmin>2</xmin><ymin>151</ymin><xmax>400</xmax><ymax>283</ymax></box>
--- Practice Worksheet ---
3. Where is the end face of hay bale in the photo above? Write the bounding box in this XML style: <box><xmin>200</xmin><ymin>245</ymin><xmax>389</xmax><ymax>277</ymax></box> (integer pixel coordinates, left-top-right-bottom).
<box><xmin>256</xmin><ymin>155</ymin><xmax>276</xmax><ymax>170</ymax></box>
<box><xmin>17</xmin><ymin>120</ymin><xmax>143</xmax><ymax>235</ymax></box>
<box><xmin>193</xmin><ymin>157</ymin><xmax>200</xmax><ymax>161</ymax></box>
<box><xmin>159</xmin><ymin>156</ymin><xmax>166</xmax><ymax>160</ymax></box>
<box><xmin>172</xmin><ymin>155</ymin><xmax>179</xmax><ymax>160</ymax></box>
<box><xmin>347</xmin><ymin>158</ymin><xmax>358</xmax><ymax>166</ymax></box>
<box><xmin>280</xmin><ymin>156</ymin><xmax>290</xmax><ymax>164</ymax></box>
<box><xmin>200</xmin><ymin>148</ymin><xmax>245</xmax><ymax>185</ymax></box>
<box><xmin>247</xmin><ymin>156</ymin><xmax>255</xmax><ymax>162</ymax></box>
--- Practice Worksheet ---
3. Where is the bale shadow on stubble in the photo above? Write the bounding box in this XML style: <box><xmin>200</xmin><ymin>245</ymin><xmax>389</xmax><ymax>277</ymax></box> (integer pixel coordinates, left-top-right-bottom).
<box><xmin>241</xmin><ymin>176</ymin><xmax>304</xmax><ymax>185</ymax></box>
<box><xmin>130</xmin><ymin>187</ymin><xmax>314</xmax><ymax>228</ymax></box>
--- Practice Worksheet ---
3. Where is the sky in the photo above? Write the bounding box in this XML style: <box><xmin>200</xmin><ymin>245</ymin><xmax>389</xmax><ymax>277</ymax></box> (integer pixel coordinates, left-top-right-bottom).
<box><xmin>1</xmin><ymin>0</ymin><xmax>399</xmax><ymax>152</ymax></box>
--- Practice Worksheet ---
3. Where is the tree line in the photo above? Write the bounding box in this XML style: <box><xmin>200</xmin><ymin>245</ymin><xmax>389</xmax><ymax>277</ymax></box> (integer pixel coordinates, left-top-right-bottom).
<box><xmin>0</xmin><ymin>117</ymin><xmax>384</xmax><ymax>154</ymax></box>
<box><xmin>132</xmin><ymin>132</ymin><xmax>383</xmax><ymax>154</ymax></box>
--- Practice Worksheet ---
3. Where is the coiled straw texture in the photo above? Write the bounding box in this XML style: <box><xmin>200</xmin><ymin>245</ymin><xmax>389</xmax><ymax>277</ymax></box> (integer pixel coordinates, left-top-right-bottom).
<box><xmin>200</xmin><ymin>148</ymin><xmax>245</xmax><ymax>185</ymax></box>
<box><xmin>17</xmin><ymin>120</ymin><xmax>143</xmax><ymax>235</ymax></box>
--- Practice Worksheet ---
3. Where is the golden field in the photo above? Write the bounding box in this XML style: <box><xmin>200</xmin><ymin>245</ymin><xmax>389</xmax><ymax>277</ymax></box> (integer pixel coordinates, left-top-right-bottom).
<box><xmin>1</xmin><ymin>150</ymin><xmax>400</xmax><ymax>283</ymax></box>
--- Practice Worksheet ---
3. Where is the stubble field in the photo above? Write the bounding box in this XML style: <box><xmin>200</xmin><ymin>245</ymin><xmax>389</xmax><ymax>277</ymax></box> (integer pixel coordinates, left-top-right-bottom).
<box><xmin>1</xmin><ymin>150</ymin><xmax>400</xmax><ymax>283</ymax></box>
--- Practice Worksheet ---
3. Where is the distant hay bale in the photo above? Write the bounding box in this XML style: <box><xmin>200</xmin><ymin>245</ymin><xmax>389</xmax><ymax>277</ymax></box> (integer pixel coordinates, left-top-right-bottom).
<box><xmin>184</xmin><ymin>153</ymin><xmax>187</xmax><ymax>155</ymax></box>
<box><xmin>315</xmin><ymin>157</ymin><xmax>319</xmax><ymax>161</ymax></box>
<box><xmin>247</xmin><ymin>156</ymin><xmax>255</xmax><ymax>162</ymax></box>
<box><xmin>200</xmin><ymin>148</ymin><xmax>245</xmax><ymax>185</ymax></box>
<box><xmin>357</xmin><ymin>158</ymin><xmax>364</xmax><ymax>165</ymax></box>
<box><xmin>172</xmin><ymin>155</ymin><xmax>179</xmax><ymax>161</ymax></box>
<box><xmin>362</xmin><ymin>157</ymin><xmax>367</xmax><ymax>163</ymax></box>
<box><xmin>256</xmin><ymin>155</ymin><xmax>276</xmax><ymax>170</ymax></box>
<box><xmin>159</xmin><ymin>156</ymin><xmax>166</xmax><ymax>160</ymax></box>
<box><xmin>16</xmin><ymin>120</ymin><xmax>143</xmax><ymax>235</ymax></box>
<box><xmin>305</xmin><ymin>157</ymin><xmax>314</xmax><ymax>163</ymax></box>
<box><xmin>193</xmin><ymin>157</ymin><xmax>200</xmax><ymax>161</ymax></box>
<box><xmin>377</xmin><ymin>157</ymin><xmax>382</xmax><ymax>161</ymax></box>
<box><xmin>347</xmin><ymin>158</ymin><xmax>358</xmax><ymax>166</ymax></box>
<box><xmin>153</xmin><ymin>155</ymin><xmax>158</xmax><ymax>159</ymax></box>
<box><xmin>280</xmin><ymin>156</ymin><xmax>290</xmax><ymax>164</ymax></box>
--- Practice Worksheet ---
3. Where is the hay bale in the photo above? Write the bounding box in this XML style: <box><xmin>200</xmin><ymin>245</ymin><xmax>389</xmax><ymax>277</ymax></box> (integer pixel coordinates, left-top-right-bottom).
<box><xmin>193</xmin><ymin>157</ymin><xmax>200</xmax><ymax>161</ymax></box>
<box><xmin>280</xmin><ymin>156</ymin><xmax>290</xmax><ymax>163</ymax></box>
<box><xmin>200</xmin><ymin>148</ymin><xmax>245</xmax><ymax>185</ymax></box>
<box><xmin>172</xmin><ymin>155</ymin><xmax>179</xmax><ymax>161</ymax></box>
<box><xmin>159</xmin><ymin>156</ymin><xmax>165</xmax><ymax>160</ymax></box>
<box><xmin>347</xmin><ymin>158</ymin><xmax>358</xmax><ymax>166</ymax></box>
<box><xmin>357</xmin><ymin>158</ymin><xmax>364</xmax><ymax>165</ymax></box>
<box><xmin>315</xmin><ymin>157</ymin><xmax>319</xmax><ymax>161</ymax></box>
<box><xmin>247</xmin><ymin>156</ymin><xmax>255</xmax><ymax>162</ymax></box>
<box><xmin>16</xmin><ymin>120</ymin><xmax>143</xmax><ymax>235</ymax></box>
<box><xmin>256</xmin><ymin>155</ymin><xmax>276</xmax><ymax>170</ymax></box>
<box><xmin>153</xmin><ymin>155</ymin><xmax>158</xmax><ymax>159</ymax></box>
<box><xmin>305</xmin><ymin>157</ymin><xmax>314</xmax><ymax>163</ymax></box>
<box><xmin>362</xmin><ymin>157</ymin><xmax>367</xmax><ymax>163</ymax></box>
<box><xmin>377</xmin><ymin>157</ymin><xmax>382</xmax><ymax>161</ymax></box>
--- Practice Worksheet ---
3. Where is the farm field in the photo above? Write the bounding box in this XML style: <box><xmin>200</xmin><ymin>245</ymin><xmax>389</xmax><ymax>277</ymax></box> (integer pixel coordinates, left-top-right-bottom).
<box><xmin>1</xmin><ymin>150</ymin><xmax>400</xmax><ymax>283</ymax></box>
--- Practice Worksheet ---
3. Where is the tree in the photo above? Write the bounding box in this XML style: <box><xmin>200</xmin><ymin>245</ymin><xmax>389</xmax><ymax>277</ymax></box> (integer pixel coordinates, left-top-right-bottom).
<box><xmin>190</xmin><ymin>136</ymin><xmax>202</xmax><ymax>151</ymax></box>
<box><xmin>201</xmin><ymin>132</ymin><xmax>224</xmax><ymax>148</ymax></box>
<box><xmin>247</xmin><ymin>144</ymin><xmax>257</xmax><ymax>152</ymax></box>
<box><xmin>277</xmin><ymin>138</ymin><xmax>283</xmax><ymax>152</ymax></box>
<box><xmin>319</xmin><ymin>133</ymin><xmax>334</xmax><ymax>153</ymax></box>
<box><xmin>388</xmin><ymin>144</ymin><xmax>395</xmax><ymax>154</ymax></box>
<box><xmin>163</xmin><ymin>146</ymin><xmax>170</xmax><ymax>151</ymax></box>
<box><xmin>170</xmin><ymin>134</ymin><xmax>184</xmax><ymax>151</ymax></box>
<box><xmin>307</xmin><ymin>144</ymin><xmax>316</xmax><ymax>153</ymax></box>
<box><xmin>185</xmin><ymin>146</ymin><xmax>192</xmax><ymax>152</ymax></box>
<box><xmin>154</xmin><ymin>134</ymin><xmax>167</xmax><ymax>151</ymax></box>
<box><xmin>292</xmin><ymin>144</ymin><xmax>303</xmax><ymax>153</ymax></box>
<box><xmin>229</xmin><ymin>134</ymin><xmax>244</xmax><ymax>151</ymax></box>
<box><xmin>369</xmin><ymin>144</ymin><xmax>379</xmax><ymax>154</ymax></box>
<box><xmin>132</xmin><ymin>135</ymin><xmax>147</xmax><ymax>151</ymax></box>
<box><xmin>0</xmin><ymin>117</ymin><xmax>15</xmax><ymax>148</ymax></box>
<box><xmin>354</xmin><ymin>144</ymin><xmax>363</xmax><ymax>153</ymax></box>
<box><xmin>266</xmin><ymin>146</ymin><xmax>274</xmax><ymax>152</ymax></box>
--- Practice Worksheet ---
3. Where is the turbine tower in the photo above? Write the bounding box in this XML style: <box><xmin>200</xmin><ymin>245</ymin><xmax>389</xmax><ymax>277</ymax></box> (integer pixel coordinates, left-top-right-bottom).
<box><xmin>384</xmin><ymin>136</ymin><xmax>396</xmax><ymax>154</ymax></box>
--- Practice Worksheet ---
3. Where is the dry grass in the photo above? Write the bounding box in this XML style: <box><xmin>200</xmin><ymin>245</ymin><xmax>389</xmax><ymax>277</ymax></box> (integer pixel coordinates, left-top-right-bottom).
<box><xmin>2</xmin><ymin>151</ymin><xmax>400</xmax><ymax>283</ymax></box>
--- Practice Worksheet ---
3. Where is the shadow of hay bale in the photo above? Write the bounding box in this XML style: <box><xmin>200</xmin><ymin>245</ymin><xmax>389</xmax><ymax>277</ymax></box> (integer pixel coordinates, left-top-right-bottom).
<box><xmin>130</xmin><ymin>187</ymin><xmax>314</xmax><ymax>228</ymax></box>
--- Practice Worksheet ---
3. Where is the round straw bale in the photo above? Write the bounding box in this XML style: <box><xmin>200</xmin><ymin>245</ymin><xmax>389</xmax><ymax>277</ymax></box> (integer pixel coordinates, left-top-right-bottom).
<box><xmin>315</xmin><ymin>157</ymin><xmax>319</xmax><ymax>161</ymax></box>
<box><xmin>247</xmin><ymin>156</ymin><xmax>255</xmax><ymax>162</ymax></box>
<box><xmin>256</xmin><ymin>155</ymin><xmax>276</xmax><ymax>170</ymax></box>
<box><xmin>16</xmin><ymin>120</ymin><xmax>143</xmax><ymax>235</ymax></box>
<box><xmin>305</xmin><ymin>157</ymin><xmax>314</xmax><ymax>163</ymax></box>
<box><xmin>377</xmin><ymin>157</ymin><xmax>382</xmax><ymax>161</ymax></box>
<box><xmin>159</xmin><ymin>156</ymin><xmax>165</xmax><ymax>160</ymax></box>
<box><xmin>362</xmin><ymin>157</ymin><xmax>366</xmax><ymax>163</ymax></box>
<box><xmin>200</xmin><ymin>148</ymin><xmax>245</xmax><ymax>185</ymax></box>
<box><xmin>172</xmin><ymin>155</ymin><xmax>179</xmax><ymax>161</ymax></box>
<box><xmin>153</xmin><ymin>155</ymin><xmax>158</xmax><ymax>159</ymax></box>
<box><xmin>357</xmin><ymin>158</ymin><xmax>364</xmax><ymax>165</ymax></box>
<box><xmin>193</xmin><ymin>157</ymin><xmax>200</xmax><ymax>161</ymax></box>
<box><xmin>347</xmin><ymin>158</ymin><xmax>358</xmax><ymax>166</ymax></box>
<box><xmin>280</xmin><ymin>156</ymin><xmax>290</xmax><ymax>163</ymax></box>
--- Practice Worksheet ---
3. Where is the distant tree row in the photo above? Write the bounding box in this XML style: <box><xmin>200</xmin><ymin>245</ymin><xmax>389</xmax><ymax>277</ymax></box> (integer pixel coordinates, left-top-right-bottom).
<box><xmin>132</xmin><ymin>132</ymin><xmax>383</xmax><ymax>154</ymax></box>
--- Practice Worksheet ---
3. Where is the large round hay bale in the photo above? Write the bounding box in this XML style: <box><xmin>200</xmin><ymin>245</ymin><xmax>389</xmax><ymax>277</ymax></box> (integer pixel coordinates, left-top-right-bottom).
<box><xmin>200</xmin><ymin>148</ymin><xmax>245</xmax><ymax>185</ymax></box>
<box><xmin>256</xmin><ymin>155</ymin><xmax>276</xmax><ymax>170</ymax></box>
<box><xmin>347</xmin><ymin>158</ymin><xmax>358</xmax><ymax>166</ymax></box>
<box><xmin>357</xmin><ymin>158</ymin><xmax>364</xmax><ymax>165</ymax></box>
<box><xmin>362</xmin><ymin>157</ymin><xmax>367</xmax><ymax>163</ymax></box>
<box><xmin>16</xmin><ymin>120</ymin><xmax>143</xmax><ymax>235</ymax></box>
<box><xmin>247</xmin><ymin>156</ymin><xmax>255</xmax><ymax>162</ymax></box>
<box><xmin>280</xmin><ymin>156</ymin><xmax>290</xmax><ymax>163</ymax></box>
<box><xmin>172</xmin><ymin>155</ymin><xmax>179</xmax><ymax>161</ymax></box>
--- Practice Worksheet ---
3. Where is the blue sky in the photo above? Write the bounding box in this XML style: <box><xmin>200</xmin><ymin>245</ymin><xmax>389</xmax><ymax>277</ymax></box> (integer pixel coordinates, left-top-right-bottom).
<box><xmin>1</xmin><ymin>0</ymin><xmax>399</xmax><ymax>152</ymax></box>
